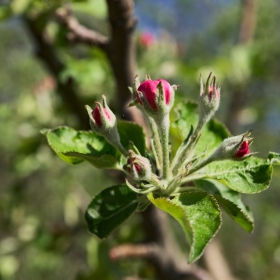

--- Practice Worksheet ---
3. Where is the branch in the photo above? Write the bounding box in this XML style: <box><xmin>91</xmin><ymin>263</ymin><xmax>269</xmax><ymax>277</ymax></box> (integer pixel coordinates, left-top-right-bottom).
<box><xmin>55</xmin><ymin>8</ymin><xmax>109</xmax><ymax>50</ymax></box>
<box><xmin>25</xmin><ymin>16</ymin><xmax>89</xmax><ymax>129</ymax></box>
<box><xmin>105</xmin><ymin>0</ymin><xmax>138</xmax><ymax>118</ymax></box>
<box><xmin>109</xmin><ymin>205</ymin><xmax>214</xmax><ymax>280</ymax></box>
<box><xmin>55</xmin><ymin>3</ymin><xmax>144</xmax><ymax>125</ymax></box>
<box><xmin>238</xmin><ymin>0</ymin><xmax>257</xmax><ymax>44</ymax></box>
<box><xmin>204</xmin><ymin>240</ymin><xmax>237</xmax><ymax>280</ymax></box>
<box><xmin>226</xmin><ymin>0</ymin><xmax>257</xmax><ymax>134</ymax></box>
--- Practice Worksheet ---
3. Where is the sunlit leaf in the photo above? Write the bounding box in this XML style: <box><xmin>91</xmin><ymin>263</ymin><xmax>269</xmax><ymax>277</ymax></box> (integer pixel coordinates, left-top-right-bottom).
<box><xmin>148</xmin><ymin>191</ymin><xmax>221</xmax><ymax>263</ymax></box>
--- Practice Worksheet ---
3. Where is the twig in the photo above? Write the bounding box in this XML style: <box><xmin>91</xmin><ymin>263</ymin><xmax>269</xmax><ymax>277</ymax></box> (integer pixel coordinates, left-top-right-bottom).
<box><xmin>106</xmin><ymin>200</ymin><xmax>214</xmax><ymax>280</ymax></box>
<box><xmin>55</xmin><ymin>7</ymin><xmax>108</xmax><ymax>50</ymax></box>
<box><xmin>25</xmin><ymin>16</ymin><xmax>89</xmax><ymax>129</ymax></box>
<box><xmin>226</xmin><ymin>0</ymin><xmax>257</xmax><ymax>134</ymax></box>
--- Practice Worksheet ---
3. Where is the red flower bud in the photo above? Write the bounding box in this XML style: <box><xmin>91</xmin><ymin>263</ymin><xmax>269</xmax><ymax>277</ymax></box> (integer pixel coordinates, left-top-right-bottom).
<box><xmin>208</xmin><ymin>85</ymin><xmax>220</xmax><ymax>101</ymax></box>
<box><xmin>199</xmin><ymin>73</ymin><xmax>221</xmax><ymax>123</ymax></box>
<box><xmin>92</xmin><ymin>106</ymin><xmax>111</xmax><ymax>127</ymax></box>
<box><xmin>137</xmin><ymin>79</ymin><xmax>173</xmax><ymax>112</ymax></box>
<box><xmin>123</xmin><ymin>150</ymin><xmax>152</xmax><ymax>181</ymax></box>
<box><xmin>234</xmin><ymin>141</ymin><xmax>250</xmax><ymax>158</ymax></box>
<box><xmin>139</xmin><ymin>32</ymin><xmax>155</xmax><ymax>47</ymax></box>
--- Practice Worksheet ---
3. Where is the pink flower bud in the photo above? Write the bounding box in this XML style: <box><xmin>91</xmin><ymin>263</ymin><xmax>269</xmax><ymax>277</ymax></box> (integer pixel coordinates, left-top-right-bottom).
<box><xmin>208</xmin><ymin>85</ymin><xmax>220</xmax><ymax>101</ymax></box>
<box><xmin>123</xmin><ymin>150</ymin><xmax>152</xmax><ymax>181</ymax></box>
<box><xmin>92</xmin><ymin>106</ymin><xmax>111</xmax><ymax>128</ymax></box>
<box><xmin>234</xmin><ymin>141</ymin><xmax>250</xmax><ymax>158</ymax></box>
<box><xmin>206</xmin><ymin>131</ymin><xmax>254</xmax><ymax>163</ymax></box>
<box><xmin>139</xmin><ymin>32</ymin><xmax>155</xmax><ymax>47</ymax></box>
<box><xmin>137</xmin><ymin>79</ymin><xmax>173</xmax><ymax>112</ymax></box>
<box><xmin>199</xmin><ymin>73</ymin><xmax>221</xmax><ymax>123</ymax></box>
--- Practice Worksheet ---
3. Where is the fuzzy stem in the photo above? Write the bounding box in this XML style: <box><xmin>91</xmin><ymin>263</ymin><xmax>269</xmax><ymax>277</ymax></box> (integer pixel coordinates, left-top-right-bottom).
<box><xmin>158</xmin><ymin>115</ymin><xmax>170</xmax><ymax>180</ymax></box>
<box><xmin>110</xmin><ymin>139</ymin><xmax>129</xmax><ymax>157</ymax></box>
<box><xmin>148</xmin><ymin>117</ymin><xmax>163</xmax><ymax>174</ymax></box>
<box><xmin>180</xmin><ymin>172</ymin><xmax>207</xmax><ymax>184</ymax></box>
<box><xmin>187</xmin><ymin>156</ymin><xmax>213</xmax><ymax>176</ymax></box>
<box><xmin>172</xmin><ymin>120</ymin><xmax>203</xmax><ymax>175</ymax></box>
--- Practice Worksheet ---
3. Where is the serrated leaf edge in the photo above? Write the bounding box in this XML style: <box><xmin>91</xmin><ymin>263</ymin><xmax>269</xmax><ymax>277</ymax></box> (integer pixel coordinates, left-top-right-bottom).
<box><xmin>175</xmin><ymin>191</ymin><xmax>222</xmax><ymax>263</ymax></box>
<box><xmin>214</xmin><ymin>195</ymin><xmax>254</xmax><ymax>233</ymax></box>
<box><xmin>148</xmin><ymin>191</ymin><xmax>222</xmax><ymax>263</ymax></box>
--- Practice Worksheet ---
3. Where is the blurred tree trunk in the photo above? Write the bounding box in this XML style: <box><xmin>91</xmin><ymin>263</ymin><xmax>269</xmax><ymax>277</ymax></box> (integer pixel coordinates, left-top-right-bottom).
<box><xmin>226</xmin><ymin>0</ymin><xmax>257</xmax><ymax>134</ymax></box>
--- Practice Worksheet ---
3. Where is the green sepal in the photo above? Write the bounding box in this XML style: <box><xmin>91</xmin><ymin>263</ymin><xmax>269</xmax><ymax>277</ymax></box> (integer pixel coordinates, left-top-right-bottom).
<box><xmin>148</xmin><ymin>191</ymin><xmax>221</xmax><ymax>263</ymax></box>
<box><xmin>85</xmin><ymin>184</ymin><xmax>138</xmax><ymax>239</ymax></box>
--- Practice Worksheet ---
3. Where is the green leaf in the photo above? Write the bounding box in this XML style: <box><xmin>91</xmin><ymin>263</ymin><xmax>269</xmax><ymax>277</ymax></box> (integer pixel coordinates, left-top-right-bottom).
<box><xmin>85</xmin><ymin>184</ymin><xmax>138</xmax><ymax>239</ymax></box>
<box><xmin>195</xmin><ymin>179</ymin><xmax>254</xmax><ymax>232</ymax></box>
<box><xmin>44</xmin><ymin>122</ymin><xmax>146</xmax><ymax>168</ymax></box>
<box><xmin>171</xmin><ymin>101</ymin><xmax>230</xmax><ymax>155</ymax></box>
<box><xmin>117</xmin><ymin>121</ymin><xmax>146</xmax><ymax>156</ymax></box>
<box><xmin>45</xmin><ymin>126</ymin><xmax>119</xmax><ymax>168</ymax></box>
<box><xmin>268</xmin><ymin>152</ymin><xmax>280</xmax><ymax>165</ymax></box>
<box><xmin>148</xmin><ymin>191</ymin><xmax>221</xmax><ymax>263</ymax></box>
<box><xmin>201</xmin><ymin>153</ymin><xmax>277</xmax><ymax>194</ymax></box>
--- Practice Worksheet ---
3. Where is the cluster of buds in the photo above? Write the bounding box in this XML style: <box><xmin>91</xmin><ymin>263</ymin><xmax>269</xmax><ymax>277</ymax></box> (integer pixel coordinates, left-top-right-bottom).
<box><xmin>86</xmin><ymin>73</ymin><xmax>255</xmax><ymax>196</ymax></box>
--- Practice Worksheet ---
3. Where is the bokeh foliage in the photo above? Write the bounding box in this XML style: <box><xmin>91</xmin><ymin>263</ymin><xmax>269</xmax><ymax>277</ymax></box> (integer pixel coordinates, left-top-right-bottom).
<box><xmin>1</xmin><ymin>0</ymin><xmax>280</xmax><ymax>279</ymax></box>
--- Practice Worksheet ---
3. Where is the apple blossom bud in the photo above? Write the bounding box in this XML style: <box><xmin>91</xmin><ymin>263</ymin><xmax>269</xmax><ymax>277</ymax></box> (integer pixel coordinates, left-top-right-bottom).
<box><xmin>123</xmin><ymin>150</ymin><xmax>152</xmax><ymax>181</ymax></box>
<box><xmin>85</xmin><ymin>95</ymin><xmax>128</xmax><ymax>156</ymax></box>
<box><xmin>199</xmin><ymin>72</ymin><xmax>221</xmax><ymax>124</ymax></box>
<box><xmin>136</xmin><ymin>78</ymin><xmax>175</xmax><ymax>116</ymax></box>
<box><xmin>92</xmin><ymin>106</ymin><xmax>112</xmax><ymax>128</ymax></box>
<box><xmin>209</xmin><ymin>130</ymin><xmax>254</xmax><ymax>161</ymax></box>
<box><xmin>234</xmin><ymin>140</ymin><xmax>250</xmax><ymax>158</ymax></box>
<box><xmin>139</xmin><ymin>32</ymin><xmax>155</xmax><ymax>48</ymax></box>
<box><xmin>85</xmin><ymin>95</ymin><xmax>116</xmax><ymax>133</ymax></box>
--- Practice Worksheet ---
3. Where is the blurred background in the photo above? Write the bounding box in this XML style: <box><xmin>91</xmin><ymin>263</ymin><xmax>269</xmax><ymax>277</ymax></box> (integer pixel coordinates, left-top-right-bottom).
<box><xmin>0</xmin><ymin>0</ymin><xmax>280</xmax><ymax>279</ymax></box>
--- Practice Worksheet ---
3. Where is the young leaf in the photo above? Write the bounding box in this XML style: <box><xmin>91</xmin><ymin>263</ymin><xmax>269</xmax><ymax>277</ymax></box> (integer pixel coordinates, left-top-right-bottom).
<box><xmin>117</xmin><ymin>121</ymin><xmax>146</xmax><ymax>155</ymax></box>
<box><xmin>200</xmin><ymin>154</ymin><xmax>277</xmax><ymax>194</ymax></box>
<box><xmin>44</xmin><ymin>126</ymin><xmax>120</xmax><ymax>168</ymax></box>
<box><xmin>85</xmin><ymin>184</ymin><xmax>138</xmax><ymax>239</ymax></box>
<box><xmin>171</xmin><ymin>101</ymin><xmax>229</xmax><ymax>155</ymax></box>
<box><xmin>148</xmin><ymin>191</ymin><xmax>221</xmax><ymax>263</ymax></box>
<box><xmin>195</xmin><ymin>179</ymin><xmax>254</xmax><ymax>232</ymax></box>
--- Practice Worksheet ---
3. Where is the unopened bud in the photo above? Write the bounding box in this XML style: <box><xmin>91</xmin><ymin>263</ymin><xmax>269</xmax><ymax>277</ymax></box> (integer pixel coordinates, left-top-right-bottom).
<box><xmin>199</xmin><ymin>72</ymin><xmax>221</xmax><ymax>123</ymax></box>
<box><xmin>85</xmin><ymin>95</ymin><xmax>128</xmax><ymax>156</ymax></box>
<box><xmin>123</xmin><ymin>150</ymin><xmax>152</xmax><ymax>181</ymax></box>
<box><xmin>85</xmin><ymin>95</ymin><xmax>117</xmax><ymax>134</ymax></box>
<box><xmin>136</xmin><ymin>78</ymin><xmax>175</xmax><ymax>117</ymax></box>
<box><xmin>209</xmin><ymin>130</ymin><xmax>254</xmax><ymax>161</ymax></box>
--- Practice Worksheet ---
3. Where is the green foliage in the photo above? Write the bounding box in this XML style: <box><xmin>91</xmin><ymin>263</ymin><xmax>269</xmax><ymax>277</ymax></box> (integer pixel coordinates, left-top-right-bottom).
<box><xmin>202</xmin><ymin>154</ymin><xmax>276</xmax><ymax>194</ymax></box>
<box><xmin>148</xmin><ymin>192</ymin><xmax>221</xmax><ymax>263</ymax></box>
<box><xmin>85</xmin><ymin>184</ymin><xmax>138</xmax><ymax>239</ymax></box>
<box><xmin>43</xmin><ymin>121</ymin><xmax>146</xmax><ymax>168</ymax></box>
<box><xmin>118</xmin><ymin>121</ymin><xmax>146</xmax><ymax>156</ymax></box>
<box><xmin>195</xmin><ymin>179</ymin><xmax>254</xmax><ymax>232</ymax></box>
<box><xmin>43</xmin><ymin>126</ymin><xmax>120</xmax><ymax>168</ymax></box>
<box><xmin>2</xmin><ymin>0</ymin><xmax>280</xmax><ymax>278</ymax></box>
<box><xmin>171</xmin><ymin>101</ymin><xmax>230</xmax><ymax>155</ymax></box>
<box><xmin>43</xmin><ymin>98</ymin><xmax>280</xmax><ymax>264</ymax></box>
